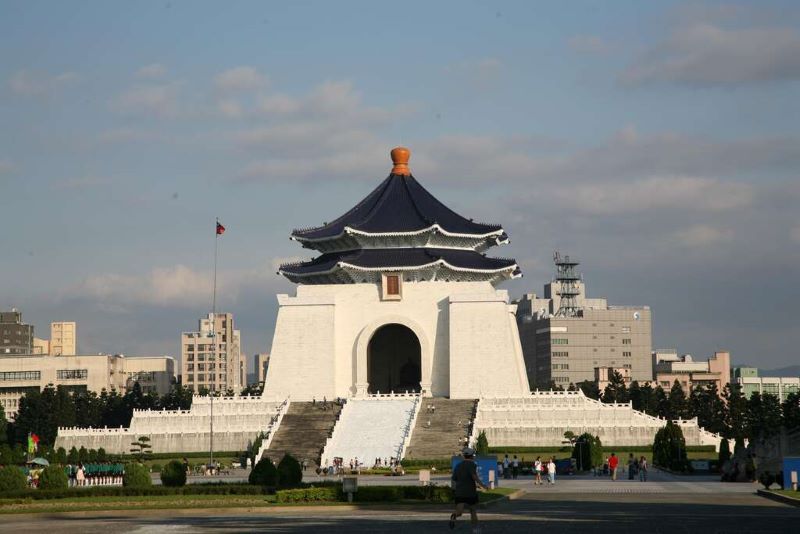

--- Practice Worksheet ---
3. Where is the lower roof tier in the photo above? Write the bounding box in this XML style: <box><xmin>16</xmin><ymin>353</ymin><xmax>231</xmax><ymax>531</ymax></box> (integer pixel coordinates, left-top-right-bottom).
<box><xmin>279</xmin><ymin>248</ymin><xmax>521</xmax><ymax>285</ymax></box>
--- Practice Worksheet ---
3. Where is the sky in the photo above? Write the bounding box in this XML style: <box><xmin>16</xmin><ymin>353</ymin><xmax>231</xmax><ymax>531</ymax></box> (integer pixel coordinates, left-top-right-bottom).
<box><xmin>1</xmin><ymin>0</ymin><xmax>799</xmax><ymax>372</ymax></box>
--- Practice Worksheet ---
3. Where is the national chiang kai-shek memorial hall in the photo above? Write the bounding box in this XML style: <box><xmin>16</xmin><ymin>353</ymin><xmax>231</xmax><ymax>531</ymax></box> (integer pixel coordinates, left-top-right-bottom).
<box><xmin>57</xmin><ymin>148</ymin><xmax>721</xmax><ymax>463</ymax></box>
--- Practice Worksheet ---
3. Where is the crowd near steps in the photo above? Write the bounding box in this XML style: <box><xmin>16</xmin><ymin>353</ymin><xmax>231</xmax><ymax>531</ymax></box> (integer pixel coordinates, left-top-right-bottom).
<box><xmin>320</xmin><ymin>395</ymin><xmax>419</xmax><ymax>468</ymax></box>
<box><xmin>404</xmin><ymin>398</ymin><xmax>477</xmax><ymax>459</ymax></box>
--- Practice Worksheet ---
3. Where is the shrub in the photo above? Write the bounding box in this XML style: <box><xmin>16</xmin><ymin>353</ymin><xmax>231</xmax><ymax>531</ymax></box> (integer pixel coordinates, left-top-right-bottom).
<box><xmin>276</xmin><ymin>486</ymin><xmax>339</xmax><ymax>503</ymax></box>
<box><xmin>97</xmin><ymin>447</ymin><xmax>107</xmax><ymax>463</ymax></box>
<box><xmin>67</xmin><ymin>447</ymin><xmax>79</xmax><ymax>464</ymax></box>
<box><xmin>475</xmin><ymin>431</ymin><xmax>489</xmax><ymax>455</ymax></box>
<box><xmin>56</xmin><ymin>447</ymin><xmax>68</xmax><ymax>465</ymax></box>
<box><xmin>718</xmin><ymin>439</ymin><xmax>731</xmax><ymax>466</ymax></box>
<box><xmin>0</xmin><ymin>466</ymin><xmax>27</xmax><ymax>492</ymax></box>
<box><xmin>759</xmin><ymin>471</ymin><xmax>775</xmax><ymax>490</ymax></box>
<box><xmin>402</xmin><ymin>485</ymin><xmax>453</xmax><ymax>502</ymax></box>
<box><xmin>572</xmin><ymin>433</ymin><xmax>603</xmax><ymax>471</ymax></box>
<box><xmin>160</xmin><ymin>460</ymin><xmax>186</xmax><ymax>487</ymax></box>
<box><xmin>78</xmin><ymin>446</ymin><xmax>88</xmax><ymax>464</ymax></box>
<box><xmin>39</xmin><ymin>465</ymin><xmax>69</xmax><ymax>490</ymax></box>
<box><xmin>353</xmin><ymin>486</ymin><xmax>402</xmax><ymax>502</ymax></box>
<box><xmin>277</xmin><ymin>454</ymin><xmax>303</xmax><ymax>487</ymax></box>
<box><xmin>123</xmin><ymin>462</ymin><xmax>152</xmax><ymax>488</ymax></box>
<box><xmin>249</xmin><ymin>457</ymin><xmax>278</xmax><ymax>487</ymax></box>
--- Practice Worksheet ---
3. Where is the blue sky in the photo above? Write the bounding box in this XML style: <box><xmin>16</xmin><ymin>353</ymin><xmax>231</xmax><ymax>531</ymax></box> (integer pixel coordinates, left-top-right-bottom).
<box><xmin>1</xmin><ymin>0</ymin><xmax>799</xmax><ymax>371</ymax></box>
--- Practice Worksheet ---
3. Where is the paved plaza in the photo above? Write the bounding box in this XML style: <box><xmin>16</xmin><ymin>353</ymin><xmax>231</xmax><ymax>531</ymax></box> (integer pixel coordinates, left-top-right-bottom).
<box><xmin>4</xmin><ymin>471</ymin><xmax>797</xmax><ymax>533</ymax></box>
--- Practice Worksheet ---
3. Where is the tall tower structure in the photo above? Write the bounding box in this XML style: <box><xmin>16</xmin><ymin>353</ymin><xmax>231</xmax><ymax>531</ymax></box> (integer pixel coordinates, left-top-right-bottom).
<box><xmin>553</xmin><ymin>252</ymin><xmax>582</xmax><ymax>317</ymax></box>
<box><xmin>263</xmin><ymin>147</ymin><xmax>530</xmax><ymax>400</ymax></box>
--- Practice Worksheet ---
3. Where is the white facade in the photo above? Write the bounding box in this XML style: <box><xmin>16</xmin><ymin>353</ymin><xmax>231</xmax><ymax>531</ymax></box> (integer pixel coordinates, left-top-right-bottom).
<box><xmin>262</xmin><ymin>280</ymin><xmax>530</xmax><ymax>401</ymax></box>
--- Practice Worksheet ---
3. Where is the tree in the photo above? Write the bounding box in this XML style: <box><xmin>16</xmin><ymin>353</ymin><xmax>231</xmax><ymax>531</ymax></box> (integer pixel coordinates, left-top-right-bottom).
<box><xmin>56</xmin><ymin>447</ymin><xmax>68</xmax><ymax>465</ymax></box>
<box><xmin>639</xmin><ymin>382</ymin><xmax>659</xmax><ymax>416</ymax></box>
<box><xmin>249</xmin><ymin>457</ymin><xmax>278</xmax><ymax>486</ymax></box>
<box><xmin>68</xmin><ymin>446</ymin><xmax>79</xmax><ymax>464</ymax></box>
<box><xmin>39</xmin><ymin>465</ymin><xmax>69</xmax><ymax>489</ymax></box>
<box><xmin>667</xmin><ymin>381</ymin><xmax>689</xmax><ymax>420</ymax></box>
<box><xmin>629</xmin><ymin>381</ymin><xmax>643</xmax><ymax>411</ymax></box>
<box><xmin>277</xmin><ymin>454</ymin><xmax>303</xmax><ymax>487</ymax></box>
<box><xmin>654</xmin><ymin>385</ymin><xmax>669</xmax><ymax>418</ymax></box>
<box><xmin>745</xmin><ymin>392</ymin><xmax>782</xmax><ymax>439</ymax></box>
<box><xmin>653</xmin><ymin>421</ymin><xmax>689</xmax><ymax>472</ymax></box>
<box><xmin>129</xmin><ymin>436</ymin><xmax>152</xmax><ymax>462</ymax></box>
<box><xmin>571</xmin><ymin>433</ymin><xmax>602</xmax><ymax>471</ymax></box>
<box><xmin>722</xmin><ymin>383</ymin><xmax>747</xmax><ymax>440</ymax></box>
<box><xmin>0</xmin><ymin>466</ymin><xmax>27</xmax><ymax>492</ymax></box>
<box><xmin>576</xmin><ymin>380</ymin><xmax>601</xmax><ymax>400</ymax></box>
<box><xmin>718</xmin><ymin>438</ymin><xmax>731</xmax><ymax>467</ymax></box>
<box><xmin>160</xmin><ymin>460</ymin><xmax>187</xmax><ymax>487</ymax></box>
<box><xmin>0</xmin><ymin>409</ymin><xmax>7</xmax><ymax>445</ymax></box>
<box><xmin>123</xmin><ymin>462</ymin><xmax>152</xmax><ymax>487</ymax></box>
<box><xmin>475</xmin><ymin>431</ymin><xmax>489</xmax><ymax>456</ymax></box>
<box><xmin>78</xmin><ymin>446</ymin><xmax>88</xmax><ymax>464</ymax></box>
<box><xmin>97</xmin><ymin>447</ymin><xmax>107</xmax><ymax>463</ymax></box>
<box><xmin>782</xmin><ymin>392</ymin><xmax>800</xmax><ymax>431</ymax></box>
<box><xmin>602</xmin><ymin>371</ymin><xmax>629</xmax><ymax>404</ymax></box>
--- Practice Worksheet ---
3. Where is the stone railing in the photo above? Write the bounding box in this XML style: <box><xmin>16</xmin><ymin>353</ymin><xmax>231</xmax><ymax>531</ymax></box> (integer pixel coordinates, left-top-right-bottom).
<box><xmin>397</xmin><ymin>395</ymin><xmax>422</xmax><ymax>460</ymax></box>
<box><xmin>255</xmin><ymin>398</ymin><xmax>291</xmax><ymax>464</ymax></box>
<box><xmin>58</xmin><ymin>426</ymin><xmax>131</xmax><ymax>436</ymax></box>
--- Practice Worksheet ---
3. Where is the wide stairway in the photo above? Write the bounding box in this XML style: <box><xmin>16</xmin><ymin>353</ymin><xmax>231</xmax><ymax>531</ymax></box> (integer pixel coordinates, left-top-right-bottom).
<box><xmin>261</xmin><ymin>401</ymin><xmax>342</xmax><ymax>466</ymax></box>
<box><xmin>320</xmin><ymin>396</ymin><xmax>418</xmax><ymax>467</ymax></box>
<box><xmin>404</xmin><ymin>398</ymin><xmax>477</xmax><ymax>459</ymax></box>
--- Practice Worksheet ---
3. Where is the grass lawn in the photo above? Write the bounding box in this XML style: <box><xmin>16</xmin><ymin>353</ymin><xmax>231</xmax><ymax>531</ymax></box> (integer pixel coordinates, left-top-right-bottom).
<box><xmin>770</xmin><ymin>489</ymin><xmax>800</xmax><ymax>500</ymax></box>
<box><xmin>0</xmin><ymin>488</ymin><xmax>515</xmax><ymax>515</ymax></box>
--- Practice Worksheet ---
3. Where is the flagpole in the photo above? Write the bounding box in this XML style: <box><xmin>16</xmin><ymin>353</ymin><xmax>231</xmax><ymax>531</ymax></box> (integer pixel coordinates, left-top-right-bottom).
<box><xmin>213</xmin><ymin>217</ymin><xmax>219</xmax><ymax>319</ymax></box>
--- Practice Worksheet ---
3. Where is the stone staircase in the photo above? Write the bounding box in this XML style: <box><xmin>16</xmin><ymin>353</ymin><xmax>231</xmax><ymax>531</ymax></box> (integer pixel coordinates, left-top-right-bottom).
<box><xmin>404</xmin><ymin>398</ymin><xmax>477</xmax><ymax>459</ymax></box>
<box><xmin>262</xmin><ymin>401</ymin><xmax>342</xmax><ymax>467</ymax></box>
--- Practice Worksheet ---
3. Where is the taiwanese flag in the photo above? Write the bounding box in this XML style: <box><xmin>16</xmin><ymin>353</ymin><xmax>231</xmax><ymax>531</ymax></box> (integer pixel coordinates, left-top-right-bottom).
<box><xmin>216</xmin><ymin>221</ymin><xmax>226</xmax><ymax>235</ymax></box>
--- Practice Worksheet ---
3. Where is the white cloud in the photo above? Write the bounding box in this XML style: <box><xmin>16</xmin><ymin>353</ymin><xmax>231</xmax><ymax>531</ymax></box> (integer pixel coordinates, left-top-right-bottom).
<box><xmin>136</xmin><ymin>63</ymin><xmax>167</xmax><ymax>79</ymax></box>
<box><xmin>110</xmin><ymin>82</ymin><xmax>182</xmax><ymax>117</ymax></box>
<box><xmin>621</xmin><ymin>23</ymin><xmax>800</xmax><ymax>86</ymax></box>
<box><xmin>672</xmin><ymin>224</ymin><xmax>734</xmax><ymax>247</ymax></box>
<box><xmin>568</xmin><ymin>35</ymin><xmax>611</xmax><ymax>55</ymax></box>
<box><xmin>218</xmin><ymin>98</ymin><xmax>243</xmax><ymax>118</ymax></box>
<box><xmin>214</xmin><ymin>66</ymin><xmax>269</xmax><ymax>92</ymax></box>
<box><xmin>8</xmin><ymin>70</ymin><xmax>78</xmax><ymax>96</ymax></box>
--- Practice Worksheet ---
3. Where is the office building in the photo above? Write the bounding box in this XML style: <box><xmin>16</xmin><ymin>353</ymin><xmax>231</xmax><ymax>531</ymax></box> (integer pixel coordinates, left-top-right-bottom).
<box><xmin>50</xmin><ymin>321</ymin><xmax>77</xmax><ymax>356</ymax></box>
<box><xmin>255</xmin><ymin>353</ymin><xmax>270</xmax><ymax>384</ymax></box>
<box><xmin>0</xmin><ymin>310</ymin><xmax>34</xmax><ymax>355</ymax></box>
<box><xmin>516</xmin><ymin>254</ymin><xmax>652</xmax><ymax>390</ymax></box>
<box><xmin>733</xmin><ymin>367</ymin><xmax>799</xmax><ymax>402</ymax></box>
<box><xmin>181</xmin><ymin>312</ymin><xmax>244</xmax><ymax>393</ymax></box>
<box><xmin>654</xmin><ymin>350</ymin><xmax>731</xmax><ymax>395</ymax></box>
<box><xmin>0</xmin><ymin>353</ymin><xmax>175</xmax><ymax>421</ymax></box>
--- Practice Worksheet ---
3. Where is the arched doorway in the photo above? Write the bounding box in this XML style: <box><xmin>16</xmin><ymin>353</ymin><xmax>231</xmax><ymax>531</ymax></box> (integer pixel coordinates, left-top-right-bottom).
<box><xmin>367</xmin><ymin>324</ymin><xmax>421</xmax><ymax>394</ymax></box>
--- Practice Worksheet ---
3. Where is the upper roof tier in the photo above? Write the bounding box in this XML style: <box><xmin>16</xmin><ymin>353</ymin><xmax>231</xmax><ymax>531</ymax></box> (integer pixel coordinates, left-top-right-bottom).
<box><xmin>291</xmin><ymin>148</ymin><xmax>508</xmax><ymax>252</ymax></box>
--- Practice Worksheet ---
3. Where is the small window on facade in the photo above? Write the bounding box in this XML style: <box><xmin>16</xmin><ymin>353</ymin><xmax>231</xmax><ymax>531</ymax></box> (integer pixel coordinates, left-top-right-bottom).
<box><xmin>386</xmin><ymin>275</ymin><xmax>400</xmax><ymax>295</ymax></box>
<box><xmin>381</xmin><ymin>273</ymin><xmax>402</xmax><ymax>300</ymax></box>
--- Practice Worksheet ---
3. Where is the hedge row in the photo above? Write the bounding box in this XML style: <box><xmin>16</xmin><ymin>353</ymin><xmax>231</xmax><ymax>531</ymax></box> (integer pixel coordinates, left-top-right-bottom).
<box><xmin>110</xmin><ymin>451</ymin><xmax>242</xmax><ymax>461</ymax></box>
<box><xmin>399</xmin><ymin>459</ymin><xmax>453</xmax><ymax>469</ymax></box>
<box><xmin>487</xmin><ymin>445</ymin><xmax>716</xmax><ymax>454</ymax></box>
<box><xmin>274</xmin><ymin>485</ymin><xmax>453</xmax><ymax>503</ymax></box>
<box><xmin>0</xmin><ymin>483</ymin><xmax>265</xmax><ymax>500</ymax></box>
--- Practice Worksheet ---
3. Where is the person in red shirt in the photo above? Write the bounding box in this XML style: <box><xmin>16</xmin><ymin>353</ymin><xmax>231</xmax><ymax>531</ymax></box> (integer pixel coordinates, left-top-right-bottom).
<box><xmin>609</xmin><ymin>452</ymin><xmax>619</xmax><ymax>481</ymax></box>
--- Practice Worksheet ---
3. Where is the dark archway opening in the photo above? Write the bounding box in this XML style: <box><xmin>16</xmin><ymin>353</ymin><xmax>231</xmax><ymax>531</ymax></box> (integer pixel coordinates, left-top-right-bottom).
<box><xmin>367</xmin><ymin>324</ymin><xmax>421</xmax><ymax>394</ymax></box>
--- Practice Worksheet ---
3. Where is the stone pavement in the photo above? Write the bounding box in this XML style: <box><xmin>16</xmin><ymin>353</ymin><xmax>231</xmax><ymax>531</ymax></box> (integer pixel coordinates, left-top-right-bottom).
<box><xmin>3</xmin><ymin>471</ymin><xmax>796</xmax><ymax>533</ymax></box>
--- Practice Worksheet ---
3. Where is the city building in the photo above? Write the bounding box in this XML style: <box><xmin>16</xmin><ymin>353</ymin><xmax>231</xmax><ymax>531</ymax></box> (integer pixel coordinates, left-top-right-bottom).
<box><xmin>733</xmin><ymin>367</ymin><xmax>799</xmax><ymax>402</ymax></box>
<box><xmin>595</xmin><ymin>366</ymin><xmax>632</xmax><ymax>391</ymax></box>
<box><xmin>254</xmin><ymin>353</ymin><xmax>270</xmax><ymax>384</ymax></box>
<box><xmin>32</xmin><ymin>337</ymin><xmax>49</xmax><ymax>355</ymax></box>
<box><xmin>0</xmin><ymin>310</ymin><xmax>34</xmax><ymax>355</ymax></box>
<box><xmin>50</xmin><ymin>321</ymin><xmax>76</xmax><ymax>355</ymax></box>
<box><xmin>0</xmin><ymin>353</ymin><xmax>175</xmax><ymax>421</ymax></box>
<box><xmin>516</xmin><ymin>254</ymin><xmax>653</xmax><ymax>390</ymax></box>
<box><xmin>181</xmin><ymin>312</ymin><xmax>244</xmax><ymax>394</ymax></box>
<box><xmin>654</xmin><ymin>350</ymin><xmax>731</xmax><ymax>395</ymax></box>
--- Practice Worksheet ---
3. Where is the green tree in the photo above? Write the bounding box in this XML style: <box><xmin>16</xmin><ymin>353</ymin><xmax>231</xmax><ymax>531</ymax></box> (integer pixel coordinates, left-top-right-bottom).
<box><xmin>602</xmin><ymin>371</ymin><xmax>629</xmax><ymax>404</ymax></box>
<box><xmin>160</xmin><ymin>460</ymin><xmax>187</xmax><ymax>487</ymax></box>
<box><xmin>277</xmin><ymin>454</ymin><xmax>303</xmax><ymax>487</ymax></box>
<box><xmin>718</xmin><ymin>438</ymin><xmax>731</xmax><ymax>466</ymax></box>
<box><xmin>123</xmin><ymin>462</ymin><xmax>152</xmax><ymax>487</ymax></box>
<box><xmin>745</xmin><ymin>392</ymin><xmax>782</xmax><ymax>439</ymax></box>
<box><xmin>639</xmin><ymin>382</ymin><xmax>659</xmax><ymax>416</ymax></box>
<box><xmin>654</xmin><ymin>385</ymin><xmax>669</xmax><ymax>418</ymax></box>
<box><xmin>782</xmin><ymin>392</ymin><xmax>800</xmax><ymax>431</ymax></box>
<box><xmin>0</xmin><ymin>409</ymin><xmax>7</xmax><ymax>445</ymax></box>
<box><xmin>87</xmin><ymin>448</ymin><xmax>98</xmax><ymax>463</ymax></box>
<box><xmin>0</xmin><ymin>466</ymin><xmax>27</xmax><ymax>492</ymax></box>
<box><xmin>0</xmin><ymin>444</ymin><xmax>15</xmax><ymax>465</ymax></box>
<box><xmin>722</xmin><ymin>383</ymin><xmax>747</xmax><ymax>440</ymax></box>
<box><xmin>576</xmin><ymin>380</ymin><xmax>601</xmax><ymax>400</ymax></box>
<box><xmin>571</xmin><ymin>433</ymin><xmax>602</xmax><ymax>471</ymax></box>
<box><xmin>67</xmin><ymin>446</ymin><xmax>79</xmax><ymax>464</ymax></box>
<box><xmin>97</xmin><ymin>447</ymin><xmax>107</xmax><ymax>462</ymax></box>
<box><xmin>78</xmin><ymin>446</ymin><xmax>88</xmax><ymax>464</ymax></box>
<box><xmin>667</xmin><ymin>381</ymin><xmax>689</xmax><ymax>420</ymax></box>
<box><xmin>629</xmin><ymin>381</ymin><xmax>643</xmax><ymax>411</ymax></box>
<box><xmin>249</xmin><ymin>457</ymin><xmax>278</xmax><ymax>486</ymax></box>
<box><xmin>129</xmin><ymin>436</ymin><xmax>152</xmax><ymax>462</ymax></box>
<box><xmin>39</xmin><ymin>465</ymin><xmax>69</xmax><ymax>490</ymax></box>
<box><xmin>56</xmin><ymin>447</ymin><xmax>68</xmax><ymax>465</ymax></box>
<box><xmin>653</xmin><ymin>421</ymin><xmax>689</xmax><ymax>472</ymax></box>
<box><xmin>475</xmin><ymin>431</ymin><xmax>489</xmax><ymax>455</ymax></box>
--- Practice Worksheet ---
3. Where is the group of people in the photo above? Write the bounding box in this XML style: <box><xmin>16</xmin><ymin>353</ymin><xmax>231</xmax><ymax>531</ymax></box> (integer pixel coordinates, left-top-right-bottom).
<box><xmin>600</xmin><ymin>452</ymin><xmax>648</xmax><ymax>481</ymax></box>
<box><xmin>320</xmin><ymin>456</ymin><xmax>403</xmax><ymax>476</ymax></box>
<box><xmin>311</xmin><ymin>396</ymin><xmax>343</xmax><ymax>411</ymax></box>
<box><xmin>532</xmin><ymin>456</ymin><xmax>558</xmax><ymax>485</ymax></box>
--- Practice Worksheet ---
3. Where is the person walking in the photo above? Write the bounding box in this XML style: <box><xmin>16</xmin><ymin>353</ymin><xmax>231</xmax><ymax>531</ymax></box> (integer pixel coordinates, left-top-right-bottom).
<box><xmin>628</xmin><ymin>453</ymin><xmax>636</xmax><ymax>480</ymax></box>
<box><xmin>639</xmin><ymin>456</ymin><xmax>648</xmax><ymax>482</ymax></box>
<box><xmin>512</xmin><ymin>455</ymin><xmax>519</xmax><ymax>479</ymax></box>
<box><xmin>534</xmin><ymin>456</ymin><xmax>543</xmax><ymax>485</ymax></box>
<box><xmin>503</xmin><ymin>454</ymin><xmax>510</xmax><ymax>479</ymax></box>
<box><xmin>450</xmin><ymin>447</ymin><xmax>487</xmax><ymax>534</ymax></box>
<box><xmin>547</xmin><ymin>457</ymin><xmax>557</xmax><ymax>485</ymax></box>
<box><xmin>609</xmin><ymin>453</ymin><xmax>619</xmax><ymax>481</ymax></box>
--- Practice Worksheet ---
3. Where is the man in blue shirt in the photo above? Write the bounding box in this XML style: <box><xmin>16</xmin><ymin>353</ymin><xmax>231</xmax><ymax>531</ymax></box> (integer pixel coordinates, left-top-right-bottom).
<box><xmin>450</xmin><ymin>447</ymin><xmax>487</xmax><ymax>533</ymax></box>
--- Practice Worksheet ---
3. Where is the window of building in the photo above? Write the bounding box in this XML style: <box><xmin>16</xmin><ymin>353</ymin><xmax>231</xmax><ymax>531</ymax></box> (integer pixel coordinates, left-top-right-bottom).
<box><xmin>622</xmin><ymin>326</ymin><xmax>631</xmax><ymax>333</ymax></box>
<box><xmin>186</xmin><ymin>375</ymin><xmax>193</xmax><ymax>383</ymax></box>
<box><xmin>623</xmin><ymin>352</ymin><xmax>631</xmax><ymax>357</ymax></box>
<box><xmin>0</xmin><ymin>371</ymin><xmax>41</xmax><ymax>381</ymax></box>
<box><xmin>381</xmin><ymin>273</ymin><xmax>402</xmax><ymax>300</ymax></box>
<box><xmin>198</xmin><ymin>364</ymin><xmax>205</xmax><ymax>371</ymax></box>
<box><xmin>552</xmin><ymin>351</ymin><xmax>569</xmax><ymax>357</ymax></box>
<box><xmin>623</xmin><ymin>364</ymin><xmax>632</xmax><ymax>369</ymax></box>
<box><xmin>622</xmin><ymin>339</ymin><xmax>631</xmax><ymax>345</ymax></box>
<box><xmin>552</xmin><ymin>339</ymin><xmax>569</xmax><ymax>345</ymax></box>
<box><xmin>56</xmin><ymin>369</ymin><xmax>88</xmax><ymax>380</ymax></box>
<box><xmin>186</xmin><ymin>354</ymin><xmax>194</xmax><ymax>362</ymax></box>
